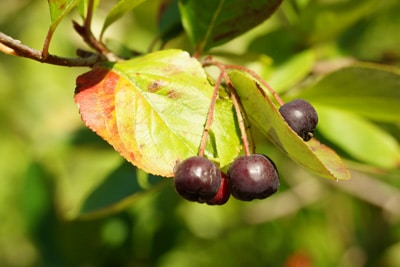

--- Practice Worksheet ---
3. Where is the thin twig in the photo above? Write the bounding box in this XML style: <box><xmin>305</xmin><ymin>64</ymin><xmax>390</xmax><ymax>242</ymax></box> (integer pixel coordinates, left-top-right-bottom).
<box><xmin>72</xmin><ymin>21</ymin><xmax>118</xmax><ymax>61</ymax></box>
<box><xmin>84</xmin><ymin>0</ymin><xmax>94</xmax><ymax>30</ymax></box>
<box><xmin>0</xmin><ymin>32</ymin><xmax>102</xmax><ymax>67</ymax></box>
<box><xmin>72</xmin><ymin>0</ymin><xmax>120</xmax><ymax>61</ymax></box>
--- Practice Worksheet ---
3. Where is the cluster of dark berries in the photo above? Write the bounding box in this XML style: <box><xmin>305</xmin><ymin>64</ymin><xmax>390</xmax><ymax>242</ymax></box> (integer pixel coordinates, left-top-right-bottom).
<box><xmin>173</xmin><ymin>154</ymin><xmax>279</xmax><ymax>205</ymax></box>
<box><xmin>173</xmin><ymin>99</ymin><xmax>318</xmax><ymax>205</ymax></box>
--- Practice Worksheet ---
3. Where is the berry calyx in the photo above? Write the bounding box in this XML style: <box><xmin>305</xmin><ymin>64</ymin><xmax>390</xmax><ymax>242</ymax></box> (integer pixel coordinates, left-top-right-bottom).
<box><xmin>279</xmin><ymin>99</ymin><xmax>318</xmax><ymax>141</ymax></box>
<box><xmin>174</xmin><ymin>156</ymin><xmax>222</xmax><ymax>202</ymax></box>
<box><xmin>206</xmin><ymin>172</ymin><xmax>230</xmax><ymax>205</ymax></box>
<box><xmin>228</xmin><ymin>154</ymin><xmax>279</xmax><ymax>201</ymax></box>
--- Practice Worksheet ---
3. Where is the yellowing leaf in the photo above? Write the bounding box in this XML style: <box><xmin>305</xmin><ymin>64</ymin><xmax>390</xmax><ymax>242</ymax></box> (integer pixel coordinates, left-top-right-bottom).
<box><xmin>75</xmin><ymin>49</ymin><xmax>240</xmax><ymax>177</ymax></box>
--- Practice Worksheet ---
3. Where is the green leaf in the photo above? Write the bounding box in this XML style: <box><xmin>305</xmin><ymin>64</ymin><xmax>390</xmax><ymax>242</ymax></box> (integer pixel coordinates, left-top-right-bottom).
<box><xmin>100</xmin><ymin>0</ymin><xmax>148</xmax><ymax>38</ymax></box>
<box><xmin>314</xmin><ymin>105</ymin><xmax>400</xmax><ymax>169</ymax></box>
<box><xmin>178</xmin><ymin>0</ymin><xmax>283</xmax><ymax>53</ymax></box>
<box><xmin>263</xmin><ymin>49</ymin><xmax>315</xmax><ymax>93</ymax></box>
<box><xmin>79</xmin><ymin>161</ymin><xmax>165</xmax><ymax>219</ymax></box>
<box><xmin>228</xmin><ymin>70</ymin><xmax>350</xmax><ymax>180</ymax></box>
<box><xmin>298</xmin><ymin>64</ymin><xmax>400</xmax><ymax>122</ymax></box>
<box><xmin>75</xmin><ymin>49</ymin><xmax>241</xmax><ymax>177</ymax></box>
<box><xmin>47</xmin><ymin>0</ymin><xmax>81</xmax><ymax>31</ymax></box>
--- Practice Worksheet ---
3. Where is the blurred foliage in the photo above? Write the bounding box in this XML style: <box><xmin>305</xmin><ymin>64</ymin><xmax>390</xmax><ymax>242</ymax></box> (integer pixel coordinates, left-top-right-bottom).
<box><xmin>0</xmin><ymin>0</ymin><xmax>400</xmax><ymax>267</ymax></box>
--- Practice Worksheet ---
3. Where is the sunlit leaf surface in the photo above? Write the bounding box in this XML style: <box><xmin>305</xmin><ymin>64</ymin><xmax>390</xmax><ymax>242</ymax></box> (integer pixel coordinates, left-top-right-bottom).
<box><xmin>75</xmin><ymin>49</ymin><xmax>240</xmax><ymax>177</ymax></box>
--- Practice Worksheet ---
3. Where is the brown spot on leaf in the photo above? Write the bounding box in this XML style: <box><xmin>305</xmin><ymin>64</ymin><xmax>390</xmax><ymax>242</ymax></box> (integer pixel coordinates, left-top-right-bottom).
<box><xmin>148</xmin><ymin>80</ymin><xmax>164</xmax><ymax>92</ymax></box>
<box><xmin>167</xmin><ymin>90</ymin><xmax>182</xmax><ymax>99</ymax></box>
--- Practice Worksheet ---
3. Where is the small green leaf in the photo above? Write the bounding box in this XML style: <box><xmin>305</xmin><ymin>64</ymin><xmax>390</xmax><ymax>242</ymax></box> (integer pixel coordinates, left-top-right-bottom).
<box><xmin>298</xmin><ymin>64</ymin><xmax>400</xmax><ymax>122</ymax></box>
<box><xmin>47</xmin><ymin>0</ymin><xmax>81</xmax><ymax>31</ymax></box>
<box><xmin>315</xmin><ymin>105</ymin><xmax>400</xmax><ymax>169</ymax></box>
<box><xmin>101</xmin><ymin>0</ymin><xmax>148</xmax><ymax>38</ymax></box>
<box><xmin>228</xmin><ymin>70</ymin><xmax>350</xmax><ymax>180</ymax></box>
<box><xmin>178</xmin><ymin>0</ymin><xmax>283</xmax><ymax>53</ymax></box>
<box><xmin>75</xmin><ymin>49</ymin><xmax>241</xmax><ymax>177</ymax></box>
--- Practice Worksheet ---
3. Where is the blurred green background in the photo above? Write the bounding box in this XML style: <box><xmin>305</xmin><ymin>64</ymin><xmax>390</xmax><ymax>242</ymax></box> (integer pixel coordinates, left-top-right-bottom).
<box><xmin>1</xmin><ymin>0</ymin><xmax>400</xmax><ymax>266</ymax></box>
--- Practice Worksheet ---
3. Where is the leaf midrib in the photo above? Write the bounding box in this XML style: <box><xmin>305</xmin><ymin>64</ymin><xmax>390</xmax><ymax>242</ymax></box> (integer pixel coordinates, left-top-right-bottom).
<box><xmin>198</xmin><ymin>0</ymin><xmax>225</xmax><ymax>53</ymax></box>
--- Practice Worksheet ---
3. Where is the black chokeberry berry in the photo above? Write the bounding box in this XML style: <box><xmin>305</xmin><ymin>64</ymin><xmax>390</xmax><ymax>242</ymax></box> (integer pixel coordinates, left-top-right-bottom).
<box><xmin>206</xmin><ymin>172</ymin><xmax>230</xmax><ymax>205</ymax></box>
<box><xmin>228</xmin><ymin>154</ymin><xmax>279</xmax><ymax>201</ymax></box>
<box><xmin>279</xmin><ymin>99</ymin><xmax>318</xmax><ymax>141</ymax></box>
<box><xmin>174</xmin><ymin>156</ymin><xmax>222</xmax><ymax>202</ymax></box>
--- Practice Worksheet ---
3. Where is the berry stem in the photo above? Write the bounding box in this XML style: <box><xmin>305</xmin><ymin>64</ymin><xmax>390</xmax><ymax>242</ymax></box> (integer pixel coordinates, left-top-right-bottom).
<box><xmin>224</xmin><ymin>74</ymin><xmax>251</xmax><ymax>156</ymax></box>
<box><xmin>198</xmin><ymin>68</ymin><xmax>224</xmax><ymax>157</ymax></box>
<box><xmin>241</xmin><ymin>106</ymin><xmax>257</xmax><ymax>154</ymax></box>
<box><xmin>224</xmin><ymin>64</ymin><xmax>284</xmax><ymax>106</ymax></box>
<box><xmin>202</xmin><ymin>58</ymin><xmax>253</xmax><ymax>157</ymax></box>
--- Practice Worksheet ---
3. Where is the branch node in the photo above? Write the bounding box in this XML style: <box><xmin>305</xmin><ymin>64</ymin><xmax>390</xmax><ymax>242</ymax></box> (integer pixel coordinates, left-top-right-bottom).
<box><xmin>0</xmin><ymin>31</ymin><xmax>105</xmax><ymax>67</ymax></box>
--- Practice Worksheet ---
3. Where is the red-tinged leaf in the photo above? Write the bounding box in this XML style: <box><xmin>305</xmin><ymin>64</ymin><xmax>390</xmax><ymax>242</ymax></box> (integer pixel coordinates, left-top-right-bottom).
<box><xmin>75</xmin><ymin>68</ymin><xmax>137</xmax><ymax>163</ymax></box>
<box><xmin>75</xmin><ymin>49</ymin><xmax>240</xmax><ymax>177</ymax></box>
